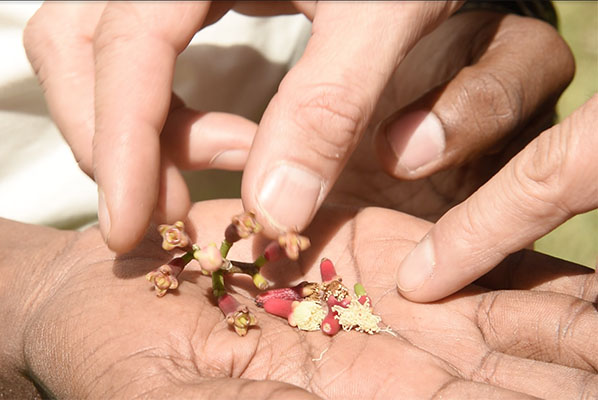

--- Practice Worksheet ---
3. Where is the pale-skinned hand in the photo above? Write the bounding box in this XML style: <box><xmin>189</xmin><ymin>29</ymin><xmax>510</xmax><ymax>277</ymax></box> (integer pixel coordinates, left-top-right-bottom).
<box><xmin>23</xmin><ymin>2</ymin><xmax>573</xmax><ymax>252</ymax></box>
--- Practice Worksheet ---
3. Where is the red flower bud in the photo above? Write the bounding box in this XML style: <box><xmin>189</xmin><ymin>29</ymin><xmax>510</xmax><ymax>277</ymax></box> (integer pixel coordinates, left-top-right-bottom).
<box><xmin>320</xmin><ymin>258</ymin><xmax>339</xmax><ymax>283</ymax></box>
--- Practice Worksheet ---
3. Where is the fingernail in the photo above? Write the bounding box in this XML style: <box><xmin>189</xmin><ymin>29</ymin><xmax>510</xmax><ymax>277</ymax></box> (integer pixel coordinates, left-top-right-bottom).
<box><xmin>256</xmin><ymin>163</ymin><xmax>322</xmax><ymax>232</ymax></box>
<box><xmin>97</xmin><ymin>187</ymin><xmax>111</xmax><ymax>242</ymax></box>
<box><xmin>385</xmin><ymin>110</ymin><xmax>445</xmax><ymax>172</ymax></box>
<box><xmin>396</xmin><ymin>234</ymin><xmax>435</xmax><ymax>292</ymax></box>
<box><xmin>209</xmin><ymin>149</ymin><xmax>249</xmax><ymax>169</ymax></box>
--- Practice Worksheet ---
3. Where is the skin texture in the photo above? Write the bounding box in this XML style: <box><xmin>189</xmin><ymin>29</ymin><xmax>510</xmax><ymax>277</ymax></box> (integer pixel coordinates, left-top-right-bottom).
<box><xmin>23</xmin><ymin>2</ymin><xmax>573</xmax><ymax>253</ymax></box>
<box><xmin>2</xmin><ymin>201</ymin><xmax>598</xmax><ymax>399</ymax></box>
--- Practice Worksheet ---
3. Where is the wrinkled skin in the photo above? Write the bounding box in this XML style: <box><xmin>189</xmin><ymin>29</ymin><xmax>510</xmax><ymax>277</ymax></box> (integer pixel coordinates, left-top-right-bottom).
<box><xmin>5</xmin><ymin>200</ymin><xmax>597</xmax><ymax>399</ymax></box>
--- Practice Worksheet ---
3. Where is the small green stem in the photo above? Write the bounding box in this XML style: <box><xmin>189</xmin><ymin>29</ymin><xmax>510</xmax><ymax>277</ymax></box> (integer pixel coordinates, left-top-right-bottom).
<box><xmin>228</xmin><ymin>260</ymin><xmax>268</xmax><ymax>290</ymax></box>
<box><xmin>181</xmin><ymin>250</ymin><xmax>195</xmax><ymax>264</ymax></box>
<box><xmin>220</xmin><ymin>240</ymin><xmax>233</xmax><ymax>258</ymax></box>
<box><xmin>212</xmin><ymin>269</ymin><xmax>226</xmax><ymax>298</ymax></box>
<box><xmin>254</xmin><ymin>254</ymin><xmax>267</xmax><ymax>268</ymax></box>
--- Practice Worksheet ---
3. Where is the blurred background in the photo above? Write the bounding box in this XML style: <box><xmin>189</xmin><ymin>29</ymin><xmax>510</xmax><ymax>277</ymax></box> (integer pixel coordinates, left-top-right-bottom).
<box><xmin>534</xmin><ymin>1</ymin><xmax>597</xmax><ymax>268</ymax></box>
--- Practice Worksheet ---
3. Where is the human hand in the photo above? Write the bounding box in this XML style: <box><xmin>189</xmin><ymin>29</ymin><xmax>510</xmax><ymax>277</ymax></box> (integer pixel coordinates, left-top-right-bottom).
<box><xmin>395</xmin><ymin>95</ymin><xmax>598</xmax><ymax>302</ymax></box>
<box><xmin>25</xmin><ymin>2</ymin><xmax>572</xmax><ymax>254</ymax></box>
<box><xmin>3</xmin><ymin>200</ymin><xmax>598</xmax><ymax>399</ymax></box>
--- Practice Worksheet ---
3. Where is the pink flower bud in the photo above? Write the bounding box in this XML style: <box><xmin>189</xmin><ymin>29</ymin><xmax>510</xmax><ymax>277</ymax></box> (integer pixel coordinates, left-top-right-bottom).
<box><xmin>158</xmin><ymin>221</ymin><xmax>190</xmax><ymax>251</ymax></box>
<box><xmin>146</xmin><ymin>263</ymin><xmax>181</xmax><ymax>297</ymax></box>
<box><xmin>263</xmin><ymin>241</ymin><xmax>283</xmax><ymax>262</ymax></box>
<box><xmin>194</xmin><ymin>243</ymin><xmax>223</xmax><ymax>272</ymax></box>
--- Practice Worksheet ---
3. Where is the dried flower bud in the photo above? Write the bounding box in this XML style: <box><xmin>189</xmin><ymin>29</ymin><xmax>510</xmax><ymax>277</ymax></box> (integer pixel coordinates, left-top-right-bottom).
<box><xmin>146</xmin><ymin>264</ymin><xmax>180</xmax><ymax>297</ymax></box>
<box><xmin>230</xmin><ymin>211</ymin><xmax>262</xmax><ymax>239</ymax></box>
<box><xmin>194</xmin><ymin>242</ymin><xmax>223</xmax><ymax>272</ymax></box>
<box><xmin>158</xmin><ymin>221</ymin><xmax>190</xmax><ymax>251</ymax></box>
<box><xmin>278</xmin><ymin>232</ymin><xmax>310</xmax><ymax>260</ymax></box>
<box><xmin>218</xmin><ymin>293</ymin><xmax>258</xmax><ymax>337</ymax></box>
<box><xmin>227</xmin><ymin>306</ymin><xmax>258</xmax><ymax>337</ymax></box>
<box><xmin>323</xmin><ymin>279</ymin><xmax>350</xmax><ymax>303</ymax></box>
<box><xmin>146</xmin><ymin>254</ymin><xmax>192</xmax><ymax>297</ymax></box>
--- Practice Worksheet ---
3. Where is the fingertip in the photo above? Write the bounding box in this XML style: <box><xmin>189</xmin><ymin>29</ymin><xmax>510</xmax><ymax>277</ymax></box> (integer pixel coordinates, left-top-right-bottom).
<box><xmin>247</xmin><ymin>162</ymin><xmax>323</xmax><ymax>238</ymax></box>
<box><xmin>97</xmin><ymin>186</ymin><xmax>111</xmax><ymax>243</ymax></box>
<box><xmin>395</xmin><ymin>234</ymin><xmax>444</xmax><ymax>302</ymax></box>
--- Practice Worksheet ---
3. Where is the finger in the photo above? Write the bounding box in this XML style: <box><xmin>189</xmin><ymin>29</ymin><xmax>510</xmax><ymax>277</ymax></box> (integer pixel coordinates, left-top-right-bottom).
<box><xmin>156</xmin><ymin>109</ymin><xmax>257</xmax><ymax>223</ymax></box>
<box><xmin>429</xmin><ymin>380</ymin><xmax>537</xmax><ymax>399</ymax></box>
<box><xmin>376</xmin><ymin>12</ymin><xmax>574</xmax><ymax>179</ymax></box>
<box><xmin>475</xmin><ymin>249</ymin><xmax>598</xmax><ymax>302</ymax></box>
<box><xmin>154</xmin><ymin>155</ymin><xmax>190</xmax><ymax>225</ymax></box>
<box><xmin>395</xmin><ymin>95</ymin><xmax>598</xmax><ymax>301</ymax></box>
<box><xmin>476</xmin><ymin>290</ymin><xmax>598</xmax><ymax>372</ymax></box>
<box><xmin>161</xmin><ymin>108</ymin><xmax>256</xmax><ymax>171</ymax></box>
<box><xmin>23</xmin><ymin>2</ymin><xmax>106</xmax><ymax>174</ymax></box>
<box><xmin>157</xmin><ymin>378</ymin><xmax>321</xmax><ymax>400</ymax></box>
<box><xmin>241</xmin><ymin>2</ymin><xmax>461</xmax><ymax>237</ymax></box>
<box><xmin>471</xmin><ymin>351</ymin><xmax>597</xmax><ymax>400</ymax></box>
<box><xmin>92</xmin><ymin>2</ymin><xmax>210</xmax><ymax>253</ymax></box>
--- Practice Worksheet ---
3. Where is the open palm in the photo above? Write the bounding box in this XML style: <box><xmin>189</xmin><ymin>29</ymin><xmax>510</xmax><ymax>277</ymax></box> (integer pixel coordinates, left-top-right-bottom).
<box><xmin>22</xmin><ymin>200</ymin><xmax>598</xmax><ymax>399</ymax></box>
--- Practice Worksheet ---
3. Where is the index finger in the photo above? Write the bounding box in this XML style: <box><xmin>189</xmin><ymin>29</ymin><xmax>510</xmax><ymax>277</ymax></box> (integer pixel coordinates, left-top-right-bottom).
<box><xmin>92</xmin><ymin>2</ymin><xmax>210</xmax><ymax>252</ymax></box>
<box><xmin>395</xmin><ymin>95</ymin><xmax>598</xmax><ymax>302</ymax></box>
<box><xmin>241</xmin><ymin>1</ymin><xmax>462</xmax><ymax>237</ymax></box>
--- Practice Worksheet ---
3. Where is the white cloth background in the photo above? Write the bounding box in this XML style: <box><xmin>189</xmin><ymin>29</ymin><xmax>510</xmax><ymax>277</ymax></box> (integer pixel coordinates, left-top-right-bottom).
<box><xmin>0</xmin><ymin>3</ymin><xmax>311</xmax><ymax>229</ymax></box>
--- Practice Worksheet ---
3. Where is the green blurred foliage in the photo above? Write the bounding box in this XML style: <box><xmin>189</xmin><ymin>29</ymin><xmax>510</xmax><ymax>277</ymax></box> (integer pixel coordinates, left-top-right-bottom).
<box><xmin>534</xmin><ymin>2</ymin><xmax>598</xmax><ymax>268</ymax></box>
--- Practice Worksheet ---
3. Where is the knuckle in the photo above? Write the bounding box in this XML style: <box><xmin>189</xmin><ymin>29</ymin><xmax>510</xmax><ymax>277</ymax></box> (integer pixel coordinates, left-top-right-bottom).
<box><xmin>284</xmin><ymin>83</ymin><xmax>369</xmax><ymax>160</ymax></box>
<box><xmin>512</xmin><ymin>126</ymin><xmax>570</xmax><ymax>215</ymax></box>
<box><xmin>473</xmin><ymin>349</ymin><xmax>502</xmax><ymax>383</ymax></box>
<box><xmin>557</xmin><ymin>299</ymin><xmax>592</xmax><ymax>347</ymax></box>
<box><xmin>458</xmin><ymin>69</ymin><xmax>523</xmax><ymax>136</ymax></box>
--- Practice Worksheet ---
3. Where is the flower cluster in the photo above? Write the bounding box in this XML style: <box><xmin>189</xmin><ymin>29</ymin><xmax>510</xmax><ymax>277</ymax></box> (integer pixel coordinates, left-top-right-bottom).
<box><xmin>255</xmin><ymin>258</ymin><xmax>381</xmax><ymax>336</ymax></box>
<box><xmin>146</xmin><ymin>213</ymin><xmax>311</xmax><ymax>337</ymax></box>
<box><xmin>146</xmin><ymin>213</ymin><xmax>381</xmax><ymax>337</ymax></box>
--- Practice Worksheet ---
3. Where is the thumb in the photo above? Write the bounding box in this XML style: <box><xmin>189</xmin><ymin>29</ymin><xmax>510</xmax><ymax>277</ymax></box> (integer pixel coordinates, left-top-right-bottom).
<box><xmin>396</xmin><ymin>95</ymin><xmax>598</xmax><ymax>302</ymax></box>
<box><xmin>242</xmin><ymin>2</ymin><xmax>459</xmax><ymax>236</ymax></box>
